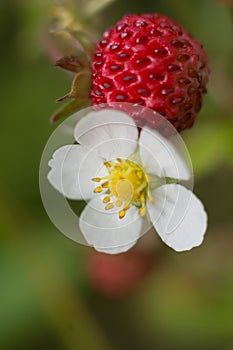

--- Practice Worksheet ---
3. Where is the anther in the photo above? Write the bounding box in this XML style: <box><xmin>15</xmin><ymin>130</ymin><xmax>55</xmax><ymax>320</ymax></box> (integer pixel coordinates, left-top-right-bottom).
<box><xmin>93</xmin><ymin>186</ymin><xmax>102</xmax><ymax>193</ymax></box>
<box><xmin>119</xmin><ymin>210</ymin><xmax>126</xmax><ymax>219</ymax></box>
<box><xmin>92</xmin><ymin>177</ymin><xmax>101</xmax><ymax>182</ymax></box>
<box><xmin>103</xmin><ymin>196</ymin><xmax>110</xmax><ymax>203</ymax></box>
<box><xmin>114</xmin><ymin>165</ymin><xmax>121</xmax><ymax>170</ymax></box>
<box><xmin>101</xmin><ymin>181</ymin><xmax>109</xmax><ymax>188</ymax></box>
<box><xmin>105</xmin><ymin>203</ymin><xmax>114</xmax><ymax>210</ymax></box>
<box><xmin>104</xmin><ymin>161</ymin><xmax>111</xmax><ymax>168</ymax></box>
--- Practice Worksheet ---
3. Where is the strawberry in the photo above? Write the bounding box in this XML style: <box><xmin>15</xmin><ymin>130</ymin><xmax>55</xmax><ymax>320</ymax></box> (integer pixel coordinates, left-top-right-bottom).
<box><xmin>90</xmin><ymin>14</ymin><xmax>209</xmax><ymax>131</ymax></box>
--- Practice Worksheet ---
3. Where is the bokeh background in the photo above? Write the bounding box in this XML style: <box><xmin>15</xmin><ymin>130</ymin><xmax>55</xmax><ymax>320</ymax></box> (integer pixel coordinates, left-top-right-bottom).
<box><xmin>1</xmin><ymin>0</ymin><xmax>233</xmax><ymax>349</ymax></box>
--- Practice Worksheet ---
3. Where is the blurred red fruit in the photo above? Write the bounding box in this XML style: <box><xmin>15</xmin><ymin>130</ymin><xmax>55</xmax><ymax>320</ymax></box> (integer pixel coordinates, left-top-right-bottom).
<box><xmin>86</xmin><ymin>249</ymin><xmax>154</xmax><ymax>298</ymax></box>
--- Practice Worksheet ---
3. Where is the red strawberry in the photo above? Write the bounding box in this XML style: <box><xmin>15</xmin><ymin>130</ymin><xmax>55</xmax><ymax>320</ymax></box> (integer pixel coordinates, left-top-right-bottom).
<box><xmin>90</xmin><ymin>13</ymin><xmax>209</xmax><ymax>131</ymax></box>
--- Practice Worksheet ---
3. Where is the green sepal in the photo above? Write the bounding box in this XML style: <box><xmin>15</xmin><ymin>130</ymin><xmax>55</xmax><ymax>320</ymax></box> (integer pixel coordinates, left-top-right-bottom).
<box><xmin>50</xmin><ymin>30</ymin><xmax>89</xmax><ymax>66</ymax></box>
<box><xmin>55</xmin><ymin>56</ymin><xmax>84</xmax><ymax>73</ymax></box>
<box><xmin>65</xmin><ymin>28</ymin><xmax>96</xmax><ymax>59</ymax></box>
<box><xmin>56</xmin><ymin>69</ymin><xmax>92</xmax><ymax>103</ymax></box>
<box><xmin>149</xmin><ymin>175</ymin><xmax>179</xmax><ymax>190</ymax></box>
<box><xmin>50</xmin><ymin>99</ymin><xmax>91</xmax><ymax>123</ymax></box>
<box><xmin>149</xmin><ymin>175</ymin><xmax>166</xmax><ymax>190</ymax></box>
<box><xmin>69</xmin><ymin>69</ymin><xmax>92</xmax><ymax>99</ymax></box>
<box><xmin>165</xmin><ymin>177</ymin><xmax>180</xmax><ymax>185</ymax></box>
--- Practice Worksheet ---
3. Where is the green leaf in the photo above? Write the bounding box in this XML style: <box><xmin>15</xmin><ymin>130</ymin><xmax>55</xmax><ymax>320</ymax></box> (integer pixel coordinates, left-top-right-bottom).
<box><xmin>224</xmin><ymin>121</ymin><xmax>233</xmax><ymax>166</ymax></box>
<box><xmin>184</xmin><ymin>123</ymin><xmax>227</xmax><ymax>177</ymax></box>
<box><xmin>183</xmin><ymin>118</ymin><xmax>233</xmax><ymax>177</ymax></box>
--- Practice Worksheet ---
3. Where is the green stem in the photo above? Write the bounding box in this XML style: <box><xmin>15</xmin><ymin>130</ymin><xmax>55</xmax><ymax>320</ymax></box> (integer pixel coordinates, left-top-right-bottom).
<box><xmin>149</xmin><ymin>175</ymin><xmax>180</xmax><ymax>190</ymax></box>
<box><xmin>165</xmin><ymin>177</ymin><xmax>180</xmax><ymax>185</ymax></box>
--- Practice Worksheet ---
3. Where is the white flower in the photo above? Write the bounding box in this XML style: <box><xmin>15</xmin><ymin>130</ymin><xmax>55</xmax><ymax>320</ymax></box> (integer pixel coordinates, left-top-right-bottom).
<box><xmin>48</xmin><ymin>109</ymin><xmax>207</xmax><ymax>254</ymax></box>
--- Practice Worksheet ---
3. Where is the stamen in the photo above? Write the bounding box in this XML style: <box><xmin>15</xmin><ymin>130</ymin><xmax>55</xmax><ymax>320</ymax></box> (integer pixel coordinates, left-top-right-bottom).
<box><xmin>117</xmin><ymin>158</ymin><xmax>123</xmax><ymax>163</ymax></box>
<box><xmin>101</xmin><ymin>181</ymin><xmax>109</xmax><ymax>188</ymax></box>
<box><xmin>136</xmin><ymin>181</ymin><xmax>148</xmax><ymax>193</ymax></box>
<box><xmin>93</xmin><ymin>186</ymin><xmax>102</xmax><ymax>193</ymax></box>
<box><xmin>124</xmin><ymin>167</ymin><xmax>133</xmax><ymax>177</ymax></box>
<box><xmin>103</xmin><ymin>196</ymin><xmax>110</xmax><ymax>203</ymax></box>
<box><xmin>140</xmin><ymin>207</ymin><xmax>147</xmax><ymax>217</ymax></box>
<box><xmin>104</xmin><ymin>161</ymin><xmax>111</xmax><ymax>168</ymax></box>
<box><xmin>105</xmin><ymin>203</ymin><xmax>114</xmax><ymax>210</ymax></box>
<box><xmin>137</xmin><ymin>171</ymin><xmax>143</xmax><ymax>179</ymax></box>
<box><xmin>118</xmin><ymin>209</ymin><xmax>126</xmax><ymax>219</ymax></box>
<box><xmin>140</xmin><ymin>194</ymin><xmax>145</xmax><ymax>203</ymax></box>
<box><xmin>92</xmin><ymin>177</ymin><xmax>101</xmax><ymax>182</ymax></box>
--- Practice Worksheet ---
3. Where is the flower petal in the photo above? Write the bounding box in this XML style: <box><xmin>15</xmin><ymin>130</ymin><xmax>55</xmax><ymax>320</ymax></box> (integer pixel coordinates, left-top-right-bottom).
<box><xmin>79</xmin><ymin>196</ymin><xmax>143</xmax><ymax>254</ymax></box>
<box><xmin>48</xmin><ymin>145</ymin><xmax>106</xmax><ymax>200</ymax></box>
<box><xmin>93</xmin><ymin>242</ymin><xmax>138</xmax><ymax>255</ymax></box>
<box><xmin>147</xmin><ymin>184</ymin><xmax>207</xmax><ymax>251</ymax></box>
<box><xmin>139</xmin><ymin>127</ymin><xmax>191</xmax><ymax>180</ymax></box>
<box><xmin>74</xmin><ymin>109</ymin><xmax>138</xmax><ymax>160</ymax></box>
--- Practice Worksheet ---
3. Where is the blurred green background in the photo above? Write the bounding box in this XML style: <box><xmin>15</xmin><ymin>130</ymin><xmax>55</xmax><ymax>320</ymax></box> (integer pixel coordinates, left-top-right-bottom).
<box><xmin>1</xmin><ymin>0</ymin><xmax>233</xmax><ymax>349</ymax></box>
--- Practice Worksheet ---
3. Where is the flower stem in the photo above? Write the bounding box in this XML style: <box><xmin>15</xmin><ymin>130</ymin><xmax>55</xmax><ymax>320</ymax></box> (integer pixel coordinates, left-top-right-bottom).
<box><xmin>165</xmin><ymin>177</ymin><xmax>180</xmax><ymax>184</ymax></box>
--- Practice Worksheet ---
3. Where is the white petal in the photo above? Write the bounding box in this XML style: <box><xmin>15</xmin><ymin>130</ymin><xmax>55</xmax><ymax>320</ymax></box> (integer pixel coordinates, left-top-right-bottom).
<box><xmin>147</xmin><ymin>184</ymin><xmax>207</xmax><ymax>251</ymax></box>
<box><xmin>139</xmin><ymin>127</ymin><xmax>190</xmax><ymax>180</ymax></box>
<box><xmin>74</xmin><ymin>109</ymin><xmax>138</xmax><ymax>159</ymax></box>
<box><xmin>94</xmin><ymin>241</ymin><xmax>138</xmax><ymax>255</ymax></box>
<box><xmin>79</xmin><ymin>196</ymin><xmax>143</xmax><ymax>254</ymax></box>
<box><xmin>48</xmin><ymin>145</ymin><xmax>106</xmax><ymax>200</ymax></box>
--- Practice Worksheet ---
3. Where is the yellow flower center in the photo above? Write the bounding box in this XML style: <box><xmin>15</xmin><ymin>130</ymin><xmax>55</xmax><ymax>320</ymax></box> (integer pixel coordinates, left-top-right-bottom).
<box><xmin>92</xmin><ymin>158</ymin><xmax>154</xmax><ymax>219</ymax></box>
